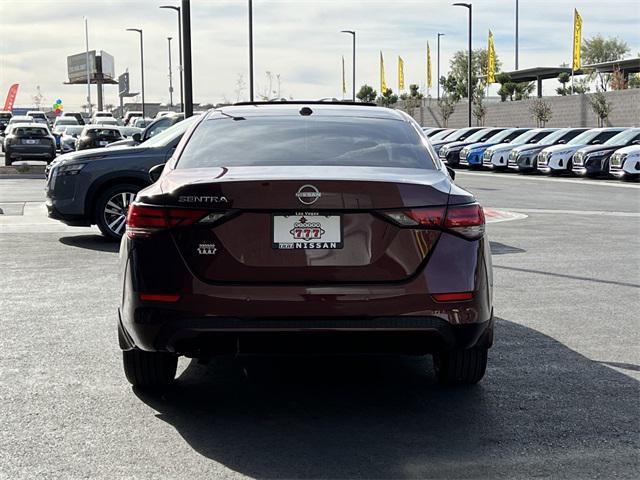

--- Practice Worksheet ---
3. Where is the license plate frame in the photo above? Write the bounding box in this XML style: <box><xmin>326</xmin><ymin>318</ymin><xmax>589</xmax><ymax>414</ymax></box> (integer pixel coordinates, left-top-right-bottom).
<box><xmin>23</xmin><ymin>139</ymin><xmax>38</xmax><ymax>145</ymax></box>
<box><xmin>272</xmin><ymin>212</ymin><xmax>343</xmax><ymax>250</ymax></box>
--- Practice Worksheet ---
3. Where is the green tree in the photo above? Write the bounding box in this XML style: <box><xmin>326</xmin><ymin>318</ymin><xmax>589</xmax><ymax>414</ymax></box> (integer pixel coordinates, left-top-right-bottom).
<box><xmin>529</xmin><ymin>99</ymin><xmax>553</xmax><ymax>127</ymax></box>
<box><xmin>438</xmin><ymin>94</ymin><xmax>457</xmax><ymax>127</ymax></box>
<box><xmin>441</xmin><ymin>48</ymin><xmax>501</xmax><ymax>102</ymax></box>
<box><xmin>377</xmin><ymin>88</ymin><xmax>399</xmax><ymax>107</ymax></box>
<box><xmin>400</xmin><ymin>84</ymin><xmax>424</xmax><ymax>117</ymax></box>
<box><xmin>629</xmin><ymin>74</ymin><xmax>640</xmax><ymax>89</ymax></box>
<box><xmin>557</xmin><ymin>72</ymin><xmax>571</xmax><ymax>96</ymax></box>
<box><xmin>496</xmin><ymin>73</ymin><xmax>534</xmax><ymax>101</ymax></box>
<box><xmin>582</xmin><ymin>35</ymin><xmax>630</xmax><ymax>91</ymax></box>
<box><xmin>588</xmin><ymin>92</ymin><xmax>613</xmax><ymax>127</ymax></box>
<box><xmin>356</xmin><ymin>84</ymin><xmax>377</xmax><ymax>103</ymax></box>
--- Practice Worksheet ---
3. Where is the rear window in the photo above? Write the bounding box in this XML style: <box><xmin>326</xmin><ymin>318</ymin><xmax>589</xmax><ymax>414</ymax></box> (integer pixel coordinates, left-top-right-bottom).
<box><xmin>88</xmin><ymin>129</ymin><xmax>121</xmax><ymax>138</ymax></box>
<box><xmin>0</xmin><ymin>113</ymin><xmax>11</xmax><ymax>120</ymax></box>
<box><xmin>15</xmin><ymin>127</ymin><xmax>49</xmax><ymax>137</ymax></box>
<box><xmin>177</xmin><ymin>116</ymin><xmax>435</xmax><ymax>169</ymax></box>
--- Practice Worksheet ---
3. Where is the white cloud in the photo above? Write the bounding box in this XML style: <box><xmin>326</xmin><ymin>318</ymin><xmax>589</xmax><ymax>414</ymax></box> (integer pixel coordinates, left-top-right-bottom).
<box><xmin>1</xmin><ymin>0</ymin><xmax>638</xmax><ymax>110</ymax></box>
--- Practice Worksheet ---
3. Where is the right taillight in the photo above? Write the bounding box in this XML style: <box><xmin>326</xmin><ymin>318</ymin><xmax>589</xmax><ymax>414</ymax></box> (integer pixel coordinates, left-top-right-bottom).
<box><xmin>381</xmin><ymin>203</ymin><xmax>485</xmax><ymax>240</ymax></box>
<box><xmin>443</xmin><ymin>203</ymin><xmax>485</xmax><ymax>239</ymax></box>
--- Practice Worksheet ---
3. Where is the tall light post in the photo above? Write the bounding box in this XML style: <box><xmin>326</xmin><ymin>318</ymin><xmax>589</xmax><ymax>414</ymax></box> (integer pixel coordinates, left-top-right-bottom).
<box><xmin>515</xmin><ymin>0</ymin><xmax>519</xmax><ymax>70</ymax></box>
<box><xmin>437</xmin><ymin>32</ymin><xmax>445</xmax><ymax>100</ymax></box>
<box><xmin>340</xmin><ymin>30</ymin><xmax>356</xmax><ymax>101</ymax></box>
<box><xmin>83</xmin><ymin>17</ymin><xmax>92</xmax><ymax>116</ymax></box>
<box><xmin>167</xmin><ymin>37</ymin><xmax>174</xmax><ymax>108</ymax></box>
<box><xmin>126</xmin><ymin>28</ymin><xmax>145</xmax><ymax>119</ymax></box>
<box><xmin>160</xmin><ymin>5</ymin><xmax>184</xmax><ymax>112</ymax></box>
<box><xmin>453</xmin><ymin>2</ymin><xmax>472</xmax><ymax>127</ymax></box>
<box><xmin>181</xmin><ymin>0</ymin><xmax>193</xmax><ymax>117</ymax></box>
<box><xmin>248</xmin><ymin>0</ymin><xmax>254</xmax><ymax>101</ymax></box>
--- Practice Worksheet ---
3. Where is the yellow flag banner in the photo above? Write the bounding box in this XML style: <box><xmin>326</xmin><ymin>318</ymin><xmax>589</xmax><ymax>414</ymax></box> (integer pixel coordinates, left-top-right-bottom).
<box><xmin>380</xmin><ymin>51</ymin><xmax>388</xmax><ymax>94</ymax></box>
<box><xmin>572</xmin><ymin>9</ymin><xmax>582</xmax><ymax>72</ymax></box>
<box><xmin>342</xmin><ymin>56</ymin><xmax>346</xmax><ymax>95</ymax></box>
<box><xmin>487</xmin><ymin>30</ymin><xmax>496</xmax><ymax>84</ymax></box>
<box><xmin>427</xmin><ymin>43</ymin><xmax>432</xmax><ymax>88</ymax></box>
<box><xmin>398</xmin><ymin>56</ymin><xmax>405</xmax><ymax>91</ymax></box>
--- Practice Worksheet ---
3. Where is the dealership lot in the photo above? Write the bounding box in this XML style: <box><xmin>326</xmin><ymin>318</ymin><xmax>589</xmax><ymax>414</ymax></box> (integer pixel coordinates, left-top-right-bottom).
<box><xmin>1</xmin><ymin>170</ymin><xmax>638</xmax><ymax>479</ymax></box>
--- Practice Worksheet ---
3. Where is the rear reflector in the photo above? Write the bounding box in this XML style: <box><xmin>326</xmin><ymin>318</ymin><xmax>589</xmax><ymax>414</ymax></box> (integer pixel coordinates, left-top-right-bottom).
<box><xmin>126</xmin><ymin>205</ymin><xmax>209</xmax><ymax>238</ymax></box>
<box><xmin>432</xmin><ymin>292</ymin><xmax>473</xmax><ymax>302</ymax></box>
<box><xmin>139</xmin><ymin>293</ymin><xmax>181</xmax><ymax>302</ymax></box>
<box><xmin>381</xmin><ymin>203</ymin><xmax>485</xmax><ymax>239</ymax></box>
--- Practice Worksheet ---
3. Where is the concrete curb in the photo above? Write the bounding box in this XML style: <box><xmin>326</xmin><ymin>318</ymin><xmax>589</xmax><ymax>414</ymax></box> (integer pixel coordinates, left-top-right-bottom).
<box><xmin>0</xmin><ymin>165</ymin><xmax>46</xmax><ymax>175</ymax></box>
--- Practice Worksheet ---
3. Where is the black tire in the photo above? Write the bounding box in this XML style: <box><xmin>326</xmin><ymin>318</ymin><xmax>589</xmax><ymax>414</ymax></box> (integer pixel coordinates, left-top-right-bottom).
<box><xmin>433</xmin><ymin>345</ymin><xmax>488</xmax><ymax>385</ymax></box>
<box><xmin>94</xmin><ymin>183</ymin><xmax>141</xmax><ymax>240</ymax></box>
<box><xmin>122</xmin><ymin>349</ymin><xmax>178</xmax><ymax>388</ymax></box>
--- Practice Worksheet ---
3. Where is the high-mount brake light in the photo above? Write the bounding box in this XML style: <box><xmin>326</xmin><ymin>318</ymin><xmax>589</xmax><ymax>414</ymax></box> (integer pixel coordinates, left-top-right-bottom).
<box><xmin>381</xmin><ymin>203</ymin><xmax>485</xmax><ymax>239</ymax></box>
<box><xmin>126</xmin><ymin>205</ymin><xmax>209</xmax><ymax>238</ymax></box>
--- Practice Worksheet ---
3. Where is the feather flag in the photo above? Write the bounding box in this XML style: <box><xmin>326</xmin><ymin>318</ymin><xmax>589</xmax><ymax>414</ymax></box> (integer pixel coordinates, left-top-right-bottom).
<box><xmin>572</xmin><ymin>9</ymin><xmax>582</xmax><ymax>72</ymax></box>
<box><xmin>487</xmin><ymin>30</ymin><xmax>496</xmax><ymax>84</ymax></box>
<box><xmin>380</xmin><ymin>51</ymin><xmax>388</xmax><ymax>94</ymax></box>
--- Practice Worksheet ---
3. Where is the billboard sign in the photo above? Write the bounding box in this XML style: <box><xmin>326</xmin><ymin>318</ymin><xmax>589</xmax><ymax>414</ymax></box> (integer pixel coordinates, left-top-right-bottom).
<box><xmin>99</xmin><ymin>51</ymin><xmax>115</xmax><ymax>80</ymax></box>
<box><xmin>67</xmin><ymin>51</ymin><xmax>97</xmax><ymax>82</ymax></box>
<box><xmin>118</xmin><ymin>73</ymin><xmax>129</xmax><ymax>96</ymax></box>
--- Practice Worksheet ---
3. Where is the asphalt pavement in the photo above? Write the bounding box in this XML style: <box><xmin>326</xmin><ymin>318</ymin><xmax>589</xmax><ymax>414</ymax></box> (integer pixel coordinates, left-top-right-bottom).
<box><xmin>1</xmin><ymin>171</ymin><xmax>638</xmax><ymax>479</ymax></box>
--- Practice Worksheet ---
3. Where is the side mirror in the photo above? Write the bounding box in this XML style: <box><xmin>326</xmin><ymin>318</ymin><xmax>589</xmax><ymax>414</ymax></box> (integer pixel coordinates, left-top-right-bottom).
<box><xmin>632</xmin><ymin>140</ymin><xmax>640</xmax><ymax>145</ymax></box>
<box><xmin>149</xmin><ymin>164</ymin><xmax>165</xmax><ymax>183</ymax></box>
<box><xmin>558</xmin><ymin>139</ymin><xmax>566</xmax><ymax>144</ymax></box>
<box><xmin>132</xmin><ymin>133</ymin><xmax>142</xmax><ymax>143</ymax></box>
<box><xmin>592</xmin><ymin>140</ymin><xmax>601</xmax><ymax>145</ymax></box>
<box><xmin>446</xmin><ymin>166</ymin><xmax>456</xmax><ymax>181</ymax></box>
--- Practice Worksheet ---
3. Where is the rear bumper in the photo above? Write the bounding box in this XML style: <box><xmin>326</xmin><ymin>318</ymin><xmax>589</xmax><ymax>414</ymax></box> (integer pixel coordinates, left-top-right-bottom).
<box><xmin>118</xmin><ymin>309</ymin><xmax>494</xmax><ymax>355</ymax></box>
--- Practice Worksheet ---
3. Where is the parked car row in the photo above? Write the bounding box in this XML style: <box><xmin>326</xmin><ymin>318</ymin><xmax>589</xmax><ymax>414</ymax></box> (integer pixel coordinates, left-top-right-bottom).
<box><xmin>424</xmin><ymin>126</ymin><xmax>640</xmax><ymax>180</ymax></box>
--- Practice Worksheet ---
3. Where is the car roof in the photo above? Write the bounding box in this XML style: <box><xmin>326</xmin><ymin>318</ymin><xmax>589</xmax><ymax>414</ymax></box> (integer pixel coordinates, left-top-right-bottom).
<box><xmin>85</xmin><ymin>125</ymin><xmax>119</xmax><ymax>130</ymax></box>
<box><xmin>213</xmin><ymin>103</ymin><xmax>407</xmax><ymax>121</ymax></box>
<box><xmin>13</xmin><ymin>123</ymin><xmax>49</xmax><ymax>129</ymax></box>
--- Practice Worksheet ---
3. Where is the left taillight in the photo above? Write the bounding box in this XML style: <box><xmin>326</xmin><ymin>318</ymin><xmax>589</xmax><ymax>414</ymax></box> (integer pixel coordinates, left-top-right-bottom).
<box><xmin>126</xmin><ymin>205</ymin><xmax>209</xmax><ymax>238</ymax></box>
<box><xmin>381</xmin><ymin>203</ymin><xmax>485</xmax><ymax>240</ymax></box>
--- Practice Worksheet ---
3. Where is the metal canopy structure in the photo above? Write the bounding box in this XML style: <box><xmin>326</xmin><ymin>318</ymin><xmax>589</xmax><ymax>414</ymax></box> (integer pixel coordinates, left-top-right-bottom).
<box><xmin>501</xmin><ymin>67</ymin><xmax>574</xmax><ymax>98</ymax></box>
<box><xmin>502</xmin><ymin>58</ymin><xmax>640</xmax><ymax>98</ymax></box>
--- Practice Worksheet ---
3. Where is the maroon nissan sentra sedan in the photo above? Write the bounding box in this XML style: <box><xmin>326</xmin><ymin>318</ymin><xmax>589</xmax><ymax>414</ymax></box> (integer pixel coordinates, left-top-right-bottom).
<box><xmin>118</xmin><ymin>102</ymin><xmax>493</xmax><ymax>388</ymax></box>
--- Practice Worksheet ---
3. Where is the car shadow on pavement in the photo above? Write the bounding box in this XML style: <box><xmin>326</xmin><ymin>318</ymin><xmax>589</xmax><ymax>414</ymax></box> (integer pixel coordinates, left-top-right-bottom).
<box><xmin>134</xmin><ymin>319</ymin><xmax>639</xmax><ymax>479</ymax></box>
<box><xmin>489</xmin><ymin>241</ymin><xmax>526</xmax><ymax>255</ymax></box>
<box><xmin>59</xmin><ymin>235</ymin><xmax>119</xmax><ymax>253</ymax></box>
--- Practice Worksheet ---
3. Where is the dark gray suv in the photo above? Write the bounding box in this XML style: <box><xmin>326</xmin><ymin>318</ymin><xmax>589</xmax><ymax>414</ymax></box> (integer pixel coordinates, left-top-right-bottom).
<box><xmin>45</xmin><ymin>115</ymin><xmax>199</xmax><ymax>239</ymax></box>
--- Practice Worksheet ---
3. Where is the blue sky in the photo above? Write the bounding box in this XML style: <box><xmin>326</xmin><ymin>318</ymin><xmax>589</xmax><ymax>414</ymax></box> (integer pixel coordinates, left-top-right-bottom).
<box><xmin>1</xmin><ymin>0</ymin><xmax>639</xmax><ymax>110</ymax></box>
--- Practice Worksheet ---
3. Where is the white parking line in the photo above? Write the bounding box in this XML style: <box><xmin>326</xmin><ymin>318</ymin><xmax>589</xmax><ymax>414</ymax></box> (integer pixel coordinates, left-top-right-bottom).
<box><xmin>505</xmin><ymin>208</ymin><xmax>640</xmax><ymax>217</ymax></box>
<box><xmin>456</xmin><ymin>170</ymin><xmax>640</xmax><ymax>189</ymax></box>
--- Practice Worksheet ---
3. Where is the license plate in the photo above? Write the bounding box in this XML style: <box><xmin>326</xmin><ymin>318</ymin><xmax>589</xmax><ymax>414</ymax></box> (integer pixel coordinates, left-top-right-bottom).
<box><xmin>98</xmin><ymin>141</ymin><xmax>108</xmax><ymax>146</ymax></box>
<box><xmin>272</xmin><ymin>213</ymin><xmax>342</xmax><ymax>249</ymax></box>
<box><xmin>23</xmin><ymin>139</ymin><xmax>38</xmax><ymax>144</ymax></box>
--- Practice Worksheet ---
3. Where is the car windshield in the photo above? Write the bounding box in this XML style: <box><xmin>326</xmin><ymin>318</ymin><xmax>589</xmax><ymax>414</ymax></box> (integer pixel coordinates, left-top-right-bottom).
<box><xmin>142</xmin><ymin>114</ymin><xmax>199</xmax><ymax>148</ymax></box>
<box><xmin>538</xmin><ymin>129</ymin><xmax>571</xmax><ymax>144</ymax></box>
<box><xmin>430</xmin><ymin>129</ymin><xmax>452</xmax><ymax>141</ymax></box>
<box><xmin>15</xmin><ymin>127</ymin><xmax>49</xmax><ymax>137</ymax></box>
<box><xmin>510</xmin><ymin>130</ymin><xmax>549</xmax><ymax>144</ymax></box>
<box><xmin>0</xmin><ymin>113</ymin><xmax>11</xmax><ymax>119</ymax></box>
<box><xmin>465</xmin><ymin>128</ymin><xmax>503</xmax><ymax>143</ymax></box>
<box><xmin>177</xmin><ymin>115</ymin><xmax>436</xmax><ymax>170</ymax></box>
<box><xmin>65</xmin><ymin>126</ymin><xmax>83</xmax><ymax>135</ymax></box>
<box><xmin>442</xmin><ymin>128</ymin><xmax>479</xmax><ymax>142</ymax></box>
<box><xmin>487</xmin><ymin>129</ymin><xmax>521</xmax><ymax>143</ymax></box>
<box><xmin>53</xmin><ymin>126</ymin><xmax>67</xmax><ymax>133</ymax></box>
<box><xmin>567</xmin><ymin>130</ymin><xmax>602</xmax><ymax>145</ymax></box>
<box><xmin>604</xmin><ymin>129</ymin><xmax>640</xmax><ymax>145</ymax></box>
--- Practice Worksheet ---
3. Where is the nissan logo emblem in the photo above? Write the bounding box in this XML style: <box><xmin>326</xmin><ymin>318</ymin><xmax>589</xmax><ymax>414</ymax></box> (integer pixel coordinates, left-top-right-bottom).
<box><xmin>295</xmin><ymin>184</ymin><xmax>321</xmax><ymax>205</ymax></box>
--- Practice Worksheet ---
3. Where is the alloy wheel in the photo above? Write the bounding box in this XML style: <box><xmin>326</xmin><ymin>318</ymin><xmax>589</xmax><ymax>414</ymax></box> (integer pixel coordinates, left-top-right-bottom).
<box><xmin>103</xmin><ymin>192</ymin><xmax>136</xmax><ymax>237</ymax></box>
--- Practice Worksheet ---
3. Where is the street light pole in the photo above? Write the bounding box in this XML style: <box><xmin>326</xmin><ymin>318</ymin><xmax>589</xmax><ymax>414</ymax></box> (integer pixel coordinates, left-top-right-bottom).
<box><xmin>167</xmin><ymin>37</ymin><xmax>174</xmax><ymax>108</ymax></box>
<box><xmin>160</xmin><ymin>5</ymin><xmax>184</xmax><ymax>112</ymax></box>
<box><xmin>126</xmin><ymin>28</ymin><xmax>145</xmax><ymax>119</ymax></box>
<box><xmin>437</xmin><ymin>33</ymin><xmax>444</xmax><ymax>100</ymax></box>
<box><xmin>515</xmin><ymin>0</ymin><xmax>519</xmax><ymax>70</ymax></box>
<box><xmin>248</xmin><ymin>0</ymin><xmax>254</xmax><ymax>101</ymax></box>
<box><xmin>181</xmin><ymin>0</ymin><xmax>193</xmax><ymax>117</ymax></box>
<box><xmin>453</xmin><ymin>3</ymin><xmax>472</xmax><ymax>127</ymax></box>
<box><xmin>340</xmin><ymin>30</ymin><xmax>356</xmax><ymax>101</ymax></box>
<box><xmin>84</xmin><ymin>17</ymin><xmax>92</xmax><ymax>117</ymax></box>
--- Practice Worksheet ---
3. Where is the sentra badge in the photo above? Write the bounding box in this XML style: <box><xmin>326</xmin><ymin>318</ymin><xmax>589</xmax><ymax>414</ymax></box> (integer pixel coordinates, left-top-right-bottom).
<box><xmin>295</xmin><ymin>185</ymin><xmax>321</xmax><ymax>205</ymax></box>
<box><xmin>179</xmin><ymin>195</ymin><xmax>229</xmax><ymax>203</ymax></box>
